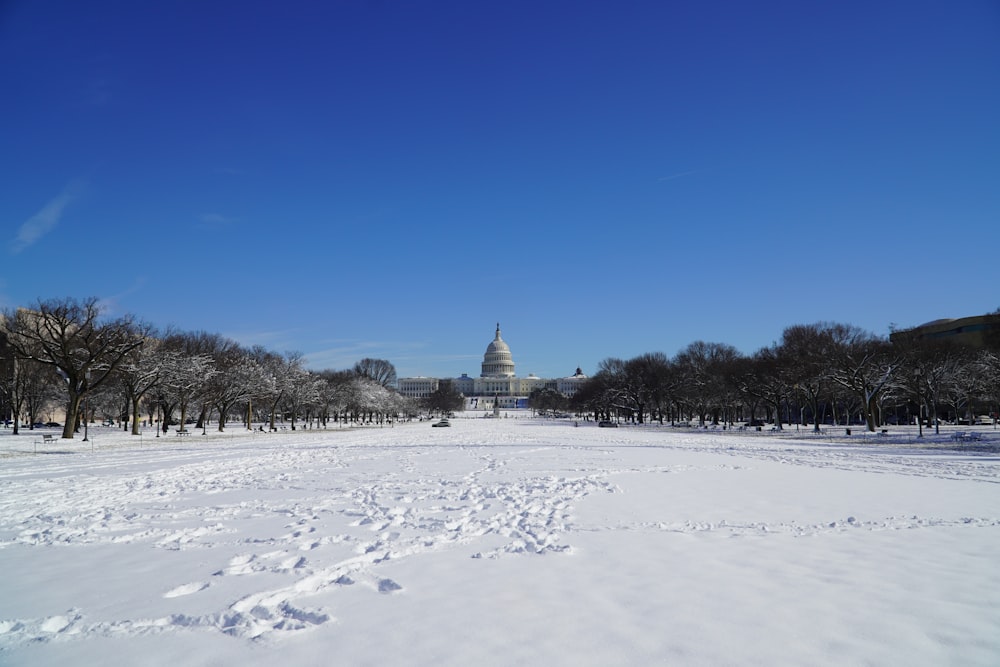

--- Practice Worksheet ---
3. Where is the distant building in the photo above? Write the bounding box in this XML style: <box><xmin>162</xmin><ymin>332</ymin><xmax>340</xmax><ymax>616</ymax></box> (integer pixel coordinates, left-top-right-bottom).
<box><xmin>396</xmin><ymin>377</ymin><xmax>439</xmax><ymax>399</ymax></box>
<box><xmin>397</xmin><ymin>324</ymin><xmax>588</xmax><ymax>409</ymax></box>
<box><xmin>557</xmin><ymin>368</ymin><xmax>589</xmax><ymax>397</ymax></box>
<box><xmin>890</xmin><ymin>313</ymin><xmax>1000</xmax><ymax>349</ymax></box>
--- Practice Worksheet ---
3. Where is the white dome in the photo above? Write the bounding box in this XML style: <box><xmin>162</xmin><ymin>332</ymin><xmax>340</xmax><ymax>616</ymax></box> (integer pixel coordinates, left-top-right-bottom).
<box><xmin>481</xmin><ymin>323</ymin><xmax>516</xmax><ymax>377</ymax></box>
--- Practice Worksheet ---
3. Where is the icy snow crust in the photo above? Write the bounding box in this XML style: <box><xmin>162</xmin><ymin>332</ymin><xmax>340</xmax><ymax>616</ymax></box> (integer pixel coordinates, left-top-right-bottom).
<box><xmin>1</xmin><ymin>419</ymin><xmax>998</xmax><ymax>666</ymax></box>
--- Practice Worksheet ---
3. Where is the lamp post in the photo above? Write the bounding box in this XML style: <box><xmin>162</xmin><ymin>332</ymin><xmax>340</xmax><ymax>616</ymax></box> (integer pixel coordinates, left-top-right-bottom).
<box><xmin>917</xmin><ymin>397</ymin><xmax>924</xmax><ymax>438</ymax></box>
<box><xmin>81</xmin><ymin>370</ymin><xmax>91</xmax><ymax>442</ymax></box>
<box><xmin>82</xmin><ymin>394</ymin><xmax>89</xmax><ymax>442</ymax></box>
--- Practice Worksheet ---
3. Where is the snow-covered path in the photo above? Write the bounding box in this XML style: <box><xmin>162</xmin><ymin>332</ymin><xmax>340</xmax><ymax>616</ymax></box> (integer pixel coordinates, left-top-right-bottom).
<box><xmin>1</xmin><ymin>419</ymin><xmax>998</xmax><ymax>665</ymax></box>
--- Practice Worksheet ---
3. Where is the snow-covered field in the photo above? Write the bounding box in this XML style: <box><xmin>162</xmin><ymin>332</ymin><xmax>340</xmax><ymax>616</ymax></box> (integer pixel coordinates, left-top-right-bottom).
<box><xmin>1</xmin><ymin>417</ymin><xmax>998</xmax><ymax>666</ymax></box>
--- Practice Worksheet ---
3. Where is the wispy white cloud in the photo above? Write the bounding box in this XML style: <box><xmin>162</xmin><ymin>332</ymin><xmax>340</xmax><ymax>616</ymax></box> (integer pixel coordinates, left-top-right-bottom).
<box><xmin>213</xmin><ymin>333</ymin><xmax>475</xmax><ymax>374</ymax></box>
<box><xmin>657</xmin><ymin>169</ymin><xmax>698</xmax><ymax>182</ymax></box>
<box><xmin>303</xmin><ymin>339</ymin><xmax>433</xmax><ymax>371</ymax></box>
<box><xmin>96</xmin><ymin>277</ymin><xmax>148</xmax><ymax>315</ymax></box>
<box><xmin>200</xmin><ymin>213</ymin><xmax>239</xmax><ymax>227</ymax></box>
<box><xmin>11</xmin><ymin>180</ymin><xmax>85</xmax><ymax>254</ymax></box>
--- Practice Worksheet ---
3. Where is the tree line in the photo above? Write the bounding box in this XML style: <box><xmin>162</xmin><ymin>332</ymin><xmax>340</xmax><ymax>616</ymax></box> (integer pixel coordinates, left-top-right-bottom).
<box><xmin>4</xmin><ymin>297</ymin><xmax>998</xmax><ymax>438</ymax></box>
<box><xmin>0</xmin><ymin>297</ymin><xmax>418</xmax><ymax>438</ymax></box>
<box><xmin>566</xmin><ymin>320</ymin><xmax>1000</xmax><ymax>433</ymax></box>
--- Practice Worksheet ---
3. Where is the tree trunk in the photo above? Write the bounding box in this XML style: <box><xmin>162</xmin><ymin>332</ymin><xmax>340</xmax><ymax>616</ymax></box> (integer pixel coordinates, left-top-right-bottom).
<box><xmin>62</xmin><ymin>393</ymin><xmax>82</xmax><ymax>439</ymax></box>
<box><xmin>195</xmin><ymin>405</ymin><xmax>207</xmax><ymax>430</ymax></box>
<box><xmin>12</xmin><ymin>397</ymin><xmax>23</xmax><ymax>435</ymax></box>
<box><xmin>865</xmin><ymin>395</ymin><xmax>878</xmax><ymax>432</ymax></box>
<box><xmin>131</xmin><ymin>397</ymin><xmax>142</xmax><ymax>435</ymax></box>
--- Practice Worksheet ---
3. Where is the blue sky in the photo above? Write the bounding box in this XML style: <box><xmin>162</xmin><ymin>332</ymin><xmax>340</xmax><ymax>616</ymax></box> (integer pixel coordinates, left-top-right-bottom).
<box><xmin>3</xmin><ymin>1</ymin><xmax>999</xmax><ymax>380</ymax></box>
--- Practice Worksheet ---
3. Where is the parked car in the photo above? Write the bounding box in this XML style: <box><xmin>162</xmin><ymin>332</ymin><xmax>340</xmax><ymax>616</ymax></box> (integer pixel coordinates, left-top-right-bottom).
<box><xmin>432</xmin><ymin>418</ymin><xmax>451</xmax><ymax>427</ymax></box>
<box><xmin>598</xmin><ymin>420</ymin><xmax>618</xmax><ymax>428</ymax></box>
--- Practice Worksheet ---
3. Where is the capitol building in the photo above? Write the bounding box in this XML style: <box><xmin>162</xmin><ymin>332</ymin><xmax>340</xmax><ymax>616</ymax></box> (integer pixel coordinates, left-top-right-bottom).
<box><xmin>397</xmin><ymin>324</ymin><xmax>588</xmax><ymax>410</ymax></box>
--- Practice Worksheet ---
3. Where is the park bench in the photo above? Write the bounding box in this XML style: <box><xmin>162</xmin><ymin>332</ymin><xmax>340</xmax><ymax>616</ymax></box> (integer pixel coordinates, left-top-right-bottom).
<box><xmin>33</xmin><ymin>433</ymin><xmax>57</xmax><ymax>454</ymax></box>
<box><xmin>951</xmin><ymin>432</ymin><xmax>981</xmax><ymax>442</ymax></box>
<box><xmin>176</xmin><ymin>429</ymin><xmax>190</xmax><ymax>437</ymax></box>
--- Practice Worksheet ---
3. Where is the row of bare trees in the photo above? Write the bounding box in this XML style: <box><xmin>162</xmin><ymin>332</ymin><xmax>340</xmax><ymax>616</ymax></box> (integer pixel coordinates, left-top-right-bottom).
<box><xmin>571</xmin><ymin>322</ymin><xmax>1000</xmax><ymax>433</ymax></box>
<box><xmin>1</xmin><ymin>297</ymin><xmax>414</xmax><ymax>438</ymax></box>
<box><xmin>5</xmin><ymin>298</ymin><xmax>998</xmax><ymax>438</ymax></box>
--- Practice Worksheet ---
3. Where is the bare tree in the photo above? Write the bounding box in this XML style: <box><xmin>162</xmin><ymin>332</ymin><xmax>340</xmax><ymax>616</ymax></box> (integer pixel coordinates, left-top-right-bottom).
<box><xmin>115</xmin><ymin>326</ymin><xmax>167</xmax><ymax>435</ymax></box>
<box><xmin>3</xmin><ymin>297</ymin><xmax>145</xmax><ymax>439</ymax></box>
<box><xmin>528</xmin><ymin>387</ymin><xmax>568</xmax><ymax>416</ymax></box>
<box><xmin>570</xmin><ymin>373</ymin><xmax>613</xmax><ymax>422</ymax></box>
<box><xmin>594</xmin><ymin>358</ymin><xmax>643</xmax><ymax>423</ymax></box>
<box><xmin>779</xmin><ymin>323</ymin><xmax>838</xmax><ymax>432</ymax></box>
<box><xmin>737</xmin><ymin>347</ymin><xmax>792</xmax><ymax>429</ymax></box>
<box><xmin>891</xmin><ymin>336</ymin><xmax>966</xmax><ymax>435</ymax></box>
<box><xmin>144</xmin><ymin>330</ymin><xmax>234</xmax><ymax>432</ymax></box>
<box><xmin>1</xmin><ymin>354</ymin><xmax>61</xmax><ymax>434</ymax></box>
<box><xmin>255</xmin><ymin>350</ymin><xmax>317</xmax><ymax>431</ymax></box>
<box><xmin>637</xmin><ymin>352</ymin><xmax>678</xmax><ymax>425</ymax></box>
<box><xmin>426</xmin><ymin>380</ymin><xmax>465</xmax><ymax>416</ymax></box>
<box><xmin>353</xmin><ymin>358</ymin><xmax>397</xmax><ymax>389</ymax></box>
<box><xmin>317</xmin><ymin>370</ymin><xmax>355</xmax><ymax>425</ymax></box>
<box><xmin>281</xmin><ymin>365</ymin><xmax>322</xmax><ymax>430</ymax></box>
<box><xmin>159</xmin><ymin>347</ymin><xmax>216</xmax><ymax>434</ymax></box>
<box><xmin>826</xmin><ymin>323</ymin><xmax>895</xmax><ymax>432</ymax></box>
<box><xmin>941</xmin><ymin>346</ymin><xmax>985</xmax><ymax>427</ymax></box>
<box><xmin>674</xmin><ymin>341</ymin><xmax>741</xmax><ymax>426</ymax></box>
<box><xmin>977</xmin><ymin>350</ymin><xmax>1000</xmax><ymax>428</ymax></box>
<box><xmin>2</xmin><ymin>332</ymin><xmax>50</xmax><ymax>433</ymax></box>
<box><xmin>207</xmin><ymin>349</ymin><xmax>266</xmax><ymax>431</ymax></box>
<box><xmin>729</xmin><ymin>355</ymin><xmax>762</xmax><ymax>426</ymax></box>
<box><xmin>0</xmin><ymin>330</ymin><xmax>13</xmax><ymax>425</ymax></box>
